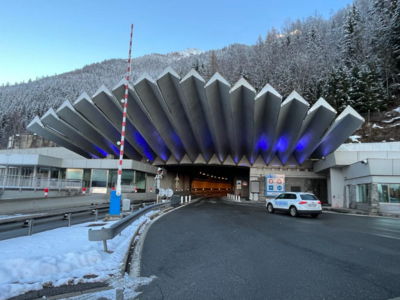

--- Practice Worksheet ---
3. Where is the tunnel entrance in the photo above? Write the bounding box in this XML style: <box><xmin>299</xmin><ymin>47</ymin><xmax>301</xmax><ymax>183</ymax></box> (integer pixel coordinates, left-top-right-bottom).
<box><xmin>163</xmin><ymin>165</ymin><xmax>250</xmax><ymax>198</ymax></box>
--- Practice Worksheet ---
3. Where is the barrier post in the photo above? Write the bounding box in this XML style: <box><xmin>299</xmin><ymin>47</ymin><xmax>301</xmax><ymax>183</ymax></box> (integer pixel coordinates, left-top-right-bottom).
<box><xmin>68</xmin><ymin>213</ymin><xmax>72</xmax><ymax>227</ymax></box>
<box><xmin>185</xmin><ymin>196</ymin><xmax>188</xmax><ymax>203</ymax></box>
<box><xmin>82</xmin><ymin>187</ymin><xmax>86</xmax><ymax>195</ymax></box>
<box><xmin>181</xmin><ymin>196</ymin><xmax>183</xmax><ymax>204</ymax></box>
<box><xmin>44</xmin><ymin>188</ymin><xmax>48</xmax><ymax>198</ymax></box>
<box><xmin>28</xmin><ymin>219</ymin><xmax>34</xmax><ymax>236</ymax></box>
<box><xmin>189</xmin><ymin>195</ymin><xmax>191</xmax><ymax>202</ymax></box>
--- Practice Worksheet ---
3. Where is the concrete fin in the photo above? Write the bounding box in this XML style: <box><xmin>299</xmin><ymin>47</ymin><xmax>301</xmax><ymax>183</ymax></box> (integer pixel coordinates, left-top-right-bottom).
<box><xmin>268</xmin><ymin>155</ymin><xmax>283</xmax><ymax>167</ymax></box>
<box><xmin>253</xmin><ymin>155</ymin><xmax>267</xmax><ymax>167</ymax></box>
<box><xmin>180</xmin><ymin>154</ymin><xmax>192</xmax><ymax>164</ymax></box>
<box><xmin>134</xmin><ymin>72</ymin><xmax>156</xmax><ymax>85</ymax></box>
<box><xmin>56</xmin><ymin>100</ymin><xmax>76</xmax><ymax>113</ymax></box>
<box><xmin>205</xmin><ymin>72</ymin><xmax>230</xmax><ymax>88</ymax></box>
<box><xmin>112</xmin><ymin>77</ymin><xmax>134</xmax><ymax>91</ymax></box>
<box><xmin>75</xmin><ymin>91</ymin><xmax>93</xmax><ymax>105</ymax></box>
<box><xmin>281</xmin><ymin>90</ymin><xmax>309</xmax><ymax>107</ymax></box>
<box><xmin>194</xmin><ymin>153</ymin><xmax>207</xmax><ymax>164</ymax></box>
<box><xmin>41</xmin><ymin>108</ymin><xmax>59</xmax><ymax>120</ymax></box>
<box><xmin>152</xmin><ymin>156</ymin><xmax>165</xmax><ymax>166</ymax></box>
<box><xmin>255</xmin><ymin>83</ymin><xmax>282</xmax><ymax>100</ymax></box>
<box><xmin>166</xmin><ymin>155</ymin><xmax>179</xmax><ymax>165</ymax></box>
<box><xmin>285</xmin><ymin>155</ymin><xmax>299</xmax><ymax>167</ymax></box>
<box><xmin>308</xmin><ymin>97</ymin><xmax>336</xmax><ymax>114</ymax></box>
<box><xmin>157</xmin><ymin>66</ymin><xmax>180</xmax><ymax>80</ymax></box>
<box><xmin>208</xmin><ymin>154</ymin><xmax>222</xmax><ymax>165</ymax></box>
<box><xmin>181</xmin><ymin>68</ymin><xmax>205</xmax><ymax>83</ymax></box>
<box><xmin>229</xmin><ymin>77</ymin><xmax>256</xmax><ymax>93</ymax></box>
<box><xmin>92</xmin><ymin>84</ymin><xmax>113</xmax><ymax>98</ymax></box>
<box><xmin>222</xmin><ymin>155</ymin><xmax>236</xmax><ymax>166</ymax></box>
<box><xmin>336</xmin><ymin>105</ymin><xmax>365</xmax><ymax>122</ymax></box>
<box><xmin>238</xmin><ymin>155</ymin><xmax>251</xmax><ymax>167</ymax></box>
<box><xmin>27</xmin><ymin>116</ymin><xmax>43</xmax><ymax>128</ymax></box>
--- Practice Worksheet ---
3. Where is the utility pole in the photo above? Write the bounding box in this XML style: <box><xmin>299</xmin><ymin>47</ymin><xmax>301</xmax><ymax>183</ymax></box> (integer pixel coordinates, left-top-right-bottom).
<box><xmin>116</xmin><ymin>24</ymin><xmax>134</xmax><ymax>197</ymax></box>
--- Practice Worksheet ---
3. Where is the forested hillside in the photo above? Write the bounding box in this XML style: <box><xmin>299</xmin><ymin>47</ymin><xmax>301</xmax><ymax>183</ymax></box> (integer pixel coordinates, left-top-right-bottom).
<box><xmin>0</xmin><ymin>0</ymin><xmax>399</xmax><ymax>148</ymax></box>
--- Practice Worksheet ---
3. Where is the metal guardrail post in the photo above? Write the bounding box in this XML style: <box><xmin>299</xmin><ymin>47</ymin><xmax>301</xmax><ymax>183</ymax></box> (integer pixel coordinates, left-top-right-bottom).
<box><xmin>103</xmin><ymin>240</ymin><xmax>108</xmax><ymax>252</ymax></box>
<box><xmin>68</xmin><ymin>213</ymin><xmax>72</xmax><ymax>227</ymax></box>
<box><xmin>95</xmin><ymin>209</ymin><xmax>98</xmax><ymax>222</ymax></box>
<box><xmin>28</xmin><ymin>219</ymin><xmax>34</xmax><ymax>236</ymax></box>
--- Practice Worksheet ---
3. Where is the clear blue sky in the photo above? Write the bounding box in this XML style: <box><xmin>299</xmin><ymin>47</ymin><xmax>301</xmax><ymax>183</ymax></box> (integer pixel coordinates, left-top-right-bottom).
<box><xmin>0</xmin><ymin>0</ymin><xmax>352</xmax><ymax>86</ymax></box>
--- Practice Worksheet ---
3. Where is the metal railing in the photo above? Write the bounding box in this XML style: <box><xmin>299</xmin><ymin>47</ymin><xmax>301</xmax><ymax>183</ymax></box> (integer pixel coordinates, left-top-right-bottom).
<box><xmin>88</xmin><ymin>202</ymin><xmax>166</xmax><ymax>251</ymax></box>
<box><xmin>0</xmin><ymin>175</ymin><xmax>82</xmax><ymax>189</ymax></box>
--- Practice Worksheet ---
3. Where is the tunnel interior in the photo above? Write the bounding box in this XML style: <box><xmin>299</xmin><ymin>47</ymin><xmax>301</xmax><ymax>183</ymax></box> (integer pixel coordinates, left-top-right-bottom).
<box><xmin>163</xmin><ymin>165</ymin><xmax>250</xmax><ymax>197</ymax></box>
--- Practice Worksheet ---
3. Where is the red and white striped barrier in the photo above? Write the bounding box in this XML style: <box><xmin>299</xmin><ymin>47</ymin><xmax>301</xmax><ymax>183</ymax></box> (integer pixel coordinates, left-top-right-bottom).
<box><xmin>134</xmin><ymin>187</ymin><xmax>137</xmax><ymax>193</ymax></box>
<box><xmin>44</xmin><ymin>188</ymin><xmax>48</xmax><ymax>198</ymax></box>
<box><xmin>116</xmin><ymin>24</ymin><xmax>134</xmax><ymax>197</ymax></box>
<box><xmin>82</xmin><ymin>187</ymin><xmax>86</xmax><ymax>195</ymax></box>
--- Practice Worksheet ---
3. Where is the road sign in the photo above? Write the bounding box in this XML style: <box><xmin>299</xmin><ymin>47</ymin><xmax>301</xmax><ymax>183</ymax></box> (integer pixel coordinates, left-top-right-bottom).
<box><xmin>265</xmin><ymin>174</ymin><xmax>285</xmax><ymax>196</ymax></box>
<box><xmin>236</xmin><ymin>180</ymin><xmax>242</xmax><ymax>190</ymax></box>
<box><xmin>159</xmin><ymin>188</ymin><xmax>166</xmax><ymax>197</ymax></box>
<box><xmin>166</xmin><ymin>188</ymin><xmax>173</xmax><ymax>198</ymax></box>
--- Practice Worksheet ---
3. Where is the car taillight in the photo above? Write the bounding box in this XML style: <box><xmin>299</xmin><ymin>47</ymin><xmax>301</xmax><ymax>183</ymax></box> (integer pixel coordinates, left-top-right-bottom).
<box><xmin>298</xmin><ymin>201</ymin><xmax>307</xmax><ymax>204</ymax></box>
<box><xmin>317</xmin><ymin>201</ymin><xmax>321</xmax><ymax>204</ymax></box>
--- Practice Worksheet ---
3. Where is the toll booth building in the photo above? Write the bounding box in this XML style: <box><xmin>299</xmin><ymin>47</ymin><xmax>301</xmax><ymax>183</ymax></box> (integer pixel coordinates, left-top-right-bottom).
<box><xmin>1</xmin><ymin>67</ymin><xmax>398</xmax><ymax>214</ymax></box>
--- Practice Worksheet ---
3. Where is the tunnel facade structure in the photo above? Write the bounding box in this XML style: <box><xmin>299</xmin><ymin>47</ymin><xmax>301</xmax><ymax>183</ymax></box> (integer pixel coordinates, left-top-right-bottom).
<box><xmin>27</xmin><ymin>68</ymin><xmax>364</xmax><ymax>166</ymax></box>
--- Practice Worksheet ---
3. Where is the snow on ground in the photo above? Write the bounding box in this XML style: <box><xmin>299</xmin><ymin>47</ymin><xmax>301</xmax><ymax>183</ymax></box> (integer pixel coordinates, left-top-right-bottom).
<box><xmin>0</xmin><ymin>211</ymin><xmax>159</xmax><ymax>300</ymax></box>
<box><xmin>372</xmin><ymin>123</ymin><xmax>383</xmax><ymax>129</ymax></box>
<box><xmin>382</xmin><ymin>116</ymin><xmax>400</xmax><ymax>123</ymax></box>
<box><xmin>349</xmin><ymin>135</ymin><xmax>361</xmax><ymax>143</ymax></box>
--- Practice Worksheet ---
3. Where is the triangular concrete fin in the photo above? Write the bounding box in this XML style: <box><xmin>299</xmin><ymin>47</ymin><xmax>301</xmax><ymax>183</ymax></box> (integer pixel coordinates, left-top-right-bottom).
<box><xmin>112</xmin><ymin>77</ymin><xmax>134</xmax><ymax>91</ymax></box>
<box><xmin>194</xmin><ymin>153</ymin><xmax>207</xmax><ymax>164</ymax></box>
<box><xmin>223</xmin><ymin>155</ymin><xmax>236</xmax><ymax>166</ymax></box>
<box><xmin>255</xmin><ymin>83</ymin><xmax>282</xmax><ymax>100</ymax></box>
<box><xmin>41</xmin><ymin>108</ymin><xmax>58</xmax><ymax>120</ymax></box>
<box><xmin>57</xmin><ymin>100</ymin><xmax>75</xmax><ymax>113</ymax></box>
<box><xmin>238</xmin><ymin>156</ymin><xmax>251</xmax><ymax>167</ymax></box>
<box><xmin>253</xmin><ymin>155</ymin><xmax>267</xmax><ymax>167</ymax></box>
<box><xmin>75</xmin><ymin>91</ymin><xmax>93</xmax><ymax>105</ymax></box>
<box><xmin>93</xmin><ymin>84</ymin><xmax>113</xmax><ymax>98</ymax></box>
<box><xmin>309</xmin><ymin>97</ymin><xmax>336</xmax><ymax>114</ymax></box>
<box><xmin>181</xmin><ymin>68</ymin><xmax>205</xmax><ymax>83</ymax></box>
<box><xmin>230</xmin><ymin>77</ymin><xmax>256</xmax><ymax>93</ymax></box>
<box><xmin>205</xmin><ymin>72</ymin><xmax>230</xmax><ymax>88</ymax></box>
<box><xmin>208</xmin><ymin>154</ymin><xmax>222</xmax><ymax>165</ymax></box>
<box><xmin>134</xmin><ymin>72</ymin><xmax>156</xmax><ymax>85</ymax></box>
<box><xmin>166</xmin><ymin>155</ymin><xmax>179</xmax><ymax>165</ymax></box>
<box><xmin>157</xmin><ymin>66</ymin><xmax>181</xmax><ymax>80</ymax></box>
<box><xmin>180</xmin><ymin>154</ymin><xmax>193</xmax><ymax>164</ymax></box>
<box><xmin>336</xmin><ymin>105</ymin><xmax>365</xmax><ymax>122</ymax></box>
<box><xmin>268</xmin><ymin>155</ymin><xmax>283</xmax><ymax>167</ymax></box>
<box><xmin>152</xmin><ymin>156</ymin><xmax>165</xmax><ymax>166</ymax></box>
<box><xmin>285</xmin><ymin>155</ymin><xmax>299</xmax><ymax>168</ymax></box>
<box><xmin>281</xmin><ymin>90</ymin><xmax>309</xmax><ymax>107</ymax></box>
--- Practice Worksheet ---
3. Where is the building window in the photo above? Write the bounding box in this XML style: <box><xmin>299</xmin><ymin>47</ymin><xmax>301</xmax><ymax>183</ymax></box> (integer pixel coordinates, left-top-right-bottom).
<box><xmin>135</xmin><ymin>171</ymin><xmax>146</xmax><ymax>192</ymax></box>
<box><xmin>92</xmin><ymin>169</ymin><xmax>107</xmax><ymax>187</ymax></box>
<box><xmin>357</xmin><ymin>184</ymin><xmax>368</xmax><ymax>203</ymax></box>
<box><xmin>377</xmin><ymin>184</ymin><xmax>400</xmax><ymax>203</ymax></box>
<box><xmin>83</xmin><ymin>169</ymin><xmax>91</xmax><ymax>188</ymax></box>
<box><xmin>66</xmin><ymin>169</ymin><xmax>83</xmax><ymax>180</ymax></box>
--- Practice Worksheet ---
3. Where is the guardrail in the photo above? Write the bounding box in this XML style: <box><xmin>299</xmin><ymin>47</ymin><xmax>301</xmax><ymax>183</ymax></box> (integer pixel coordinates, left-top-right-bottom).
<box><xmin>0</xmin><ymin>174</ymin><xmax>82</xmax><ymax>189</ymax></box>
<box><xmin>88</xmin><ymin>202</ymin><xmax>167</xmax><ymax>252</ymax></box>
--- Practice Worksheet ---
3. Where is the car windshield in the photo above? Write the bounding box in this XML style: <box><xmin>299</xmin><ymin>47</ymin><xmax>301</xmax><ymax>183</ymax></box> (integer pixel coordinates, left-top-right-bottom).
<box><xmin>300</xmin><ymin>194</ymin><xmax>318</xmax><ymax>200</ymax></box>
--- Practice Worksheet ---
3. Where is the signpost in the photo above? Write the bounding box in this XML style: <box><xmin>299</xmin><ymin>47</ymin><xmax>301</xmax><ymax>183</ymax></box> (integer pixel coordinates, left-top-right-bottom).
<box><xmin>265</xmin><ymin>174</ymin><xmax>285</xmax><ymax>196</ymax></box>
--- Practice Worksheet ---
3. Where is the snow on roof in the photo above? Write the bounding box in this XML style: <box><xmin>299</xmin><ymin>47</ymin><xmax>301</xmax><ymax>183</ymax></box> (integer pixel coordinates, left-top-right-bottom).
<box><xmin>336</xmin><ymin>105</ymin><xmax>365</xmax><ymax>122</ymax></box>
<box><xmin>157</xmin><ymin>66</ymin><xmax>181</xmax><ymax>80</ymax></box>
<box><xmin>134</xmin><ymin>72</ymin><xmax>156</xmax><ymax>85</ymax></box>
<box><xmin>74</xmin><ymin>91</ymin><xmax>93</xmax><ymax>105</ymax></box>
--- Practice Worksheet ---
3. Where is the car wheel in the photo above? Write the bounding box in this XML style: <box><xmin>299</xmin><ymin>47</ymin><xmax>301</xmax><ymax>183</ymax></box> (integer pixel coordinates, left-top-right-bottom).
<box><xmin>289</xmin><ymin>206</ymin><xmax>298</xmax><ymax>217</ymax></box>
<box><xmin>311</xmin><ymin>214</ymin><xmax>319</xmax><ymax>218</ymax></box>
<box><xmin>267</xmin><ymin>203</ymin><xmax>274</xmax><ymax>213</ymax></box>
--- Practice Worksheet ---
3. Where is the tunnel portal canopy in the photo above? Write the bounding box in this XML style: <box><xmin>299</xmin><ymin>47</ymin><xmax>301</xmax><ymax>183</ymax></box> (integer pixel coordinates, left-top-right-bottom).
<box><xmin>27</xmin><ymin>67</ymin><xmax>364</xmax><ymax>167</ymax></box>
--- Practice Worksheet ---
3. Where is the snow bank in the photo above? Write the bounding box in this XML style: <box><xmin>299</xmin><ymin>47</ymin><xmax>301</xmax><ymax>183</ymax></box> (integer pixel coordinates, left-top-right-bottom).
<box><xmin>0</xmin><ymin>211</ymin><xmax>158</xmax><ymax>300</ymax></box>
<box><xmin>349</xmin><ymin>135</ymin><xmax>361</xmax><ymax>143</ymax></box>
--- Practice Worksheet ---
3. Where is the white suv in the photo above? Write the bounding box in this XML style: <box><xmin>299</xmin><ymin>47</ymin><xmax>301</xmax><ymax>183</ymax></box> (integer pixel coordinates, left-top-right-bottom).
<box><xmin>266</xmin><ymin>192</ymin><xmax>322</xmax><ymax>218</ymax></box>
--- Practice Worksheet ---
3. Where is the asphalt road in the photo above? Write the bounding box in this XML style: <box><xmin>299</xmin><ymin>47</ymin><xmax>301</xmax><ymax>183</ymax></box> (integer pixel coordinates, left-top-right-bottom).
<box><xmin>139</xmin><ymin>198</ymin><xmax>400</xmax><ymax>300</ymax></box>
<box><xmin>0</xmin><ymin>208</ymin><xmax>109</xmax><ymax>241</ymax></box>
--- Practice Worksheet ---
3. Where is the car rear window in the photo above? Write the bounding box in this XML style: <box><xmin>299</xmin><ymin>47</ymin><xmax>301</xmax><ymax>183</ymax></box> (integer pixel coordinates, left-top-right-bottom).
<box><xmin>300</xmin><ymin>194</ymin><xmax>318</xmax><ymax>200</ymax></box>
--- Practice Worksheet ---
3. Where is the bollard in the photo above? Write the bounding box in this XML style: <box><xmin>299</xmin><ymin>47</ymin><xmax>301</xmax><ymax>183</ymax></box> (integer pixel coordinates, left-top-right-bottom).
<box><xmin>185</xmin><ymin>196</ymin><xmax>188</xmax><ymax>203</ymax></box>
<box><xmin>68</xmin><ymin>213</ymin><xmax>72</xmax><ymax>227</ymax></box>
<box><xmin>28</xmin><ymin>219</ymin><xmax>34</xmax><ymax>236</ymax></box>
<box><xmin>116</xmin><ymin>288</ymin><xmax>124</xmax><ymax>300</ymax></box>
<box><xmin>238</xmin><ymin>196</ymin><xmax>241</xmax><ymax>202</ymax></box>
<box><xmin>189</xmin><ymin>195</ymin><xmax>191</xmax><ymax>202</ymax></box>
<box><xmin>181</xmin><ymin>196</ymin><xmax>183</xmax><ymax>204</ymax></box>
<box><xmin>235</xmin><ymin>195</ymin><xmax>238</xmax><ymax>201</ymax></box>
<box><xmin>95</xmin><ymin>209</ymin><xmax>98</xmax><ymax>222</ymax></box>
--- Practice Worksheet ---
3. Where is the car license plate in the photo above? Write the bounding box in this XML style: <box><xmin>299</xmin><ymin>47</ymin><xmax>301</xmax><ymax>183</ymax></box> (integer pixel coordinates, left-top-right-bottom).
<box><xmin>309</xmin><ymin>204</ymin><xmax>316</xmax><ymax>207</ymax></box>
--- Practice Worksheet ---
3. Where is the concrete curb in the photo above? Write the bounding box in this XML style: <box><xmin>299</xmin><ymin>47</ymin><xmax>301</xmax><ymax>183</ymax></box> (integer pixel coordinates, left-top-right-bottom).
<box><xmin>323</xmin><ymin>207</ymin><xmax>400</xmax><ymax>218</ymax></box>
